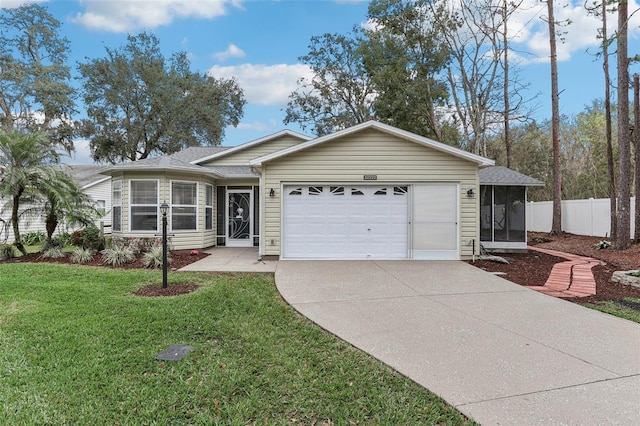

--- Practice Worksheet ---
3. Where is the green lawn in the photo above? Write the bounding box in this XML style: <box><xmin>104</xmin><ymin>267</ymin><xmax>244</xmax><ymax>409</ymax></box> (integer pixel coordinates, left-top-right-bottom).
<box><xmin>0</xmin><ymin>264</ymin><xmax>472</xmax><ymax>425</ymax></box>
<box><xmin>582</xmin><ymin>298</ymin><xmax>640</xmax><ymax>324</ymax></box>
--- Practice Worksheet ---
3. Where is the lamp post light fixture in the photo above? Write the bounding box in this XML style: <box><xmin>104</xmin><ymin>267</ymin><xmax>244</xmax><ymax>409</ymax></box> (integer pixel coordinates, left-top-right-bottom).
<box><xmin>160</xmin><ymin>201</ymin><xmax>169</xmax><ymax>289</ymax></box>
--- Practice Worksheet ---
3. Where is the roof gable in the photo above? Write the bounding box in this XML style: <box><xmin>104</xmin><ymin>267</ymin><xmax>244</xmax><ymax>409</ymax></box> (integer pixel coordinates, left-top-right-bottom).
<box><xmin>192</xmin><ymin>130</ymin><xmax>311</xmax><ymax>165</ymax></box>
<box><xmin>250</xmin><ymin>121</ymin><xmax>494</xmax><ymax>167</ymax></box>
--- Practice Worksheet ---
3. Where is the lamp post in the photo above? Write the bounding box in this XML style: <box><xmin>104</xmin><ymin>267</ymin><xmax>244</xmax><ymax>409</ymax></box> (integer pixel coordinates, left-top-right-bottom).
<box><xmin>160</xmin><ymin>202</ymin><xmax>169</xmax><ymax>289</ymax></box>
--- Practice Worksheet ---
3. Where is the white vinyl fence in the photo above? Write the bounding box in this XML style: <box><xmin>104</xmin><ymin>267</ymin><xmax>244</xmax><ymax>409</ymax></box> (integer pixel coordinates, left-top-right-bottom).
<box><xmin>527</xmin><ymin>197</ymin><xmax>637</xmax><ymax>239</ymax></box>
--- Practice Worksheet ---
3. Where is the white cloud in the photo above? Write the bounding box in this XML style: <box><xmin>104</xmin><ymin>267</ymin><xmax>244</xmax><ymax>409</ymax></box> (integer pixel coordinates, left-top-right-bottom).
<box><xmin>236</xmin><ymin>120</ymin><xmax>279</xmax><ymax>132</ymax></box>
<box><xmin>71</xmin><ymin>0</ymin><xmax>243</xmax><ymax>32</ymax></box>
<box><xmin>207</xmin><ymin>63</ymin><xmax>313</xmax><ymax>106</ymax></box>
<box><xmin>511</xmin><ymin>0</ymin><xmax>640</xmax><ymax>63</ymax></box>
<box><xmin>0</xmin><ymin>0</ymin><xmax>46</xmax><ymax>8</ymax></box>
<box><xmin>213</xmin><ymin>44</ymin><xmax>245</xmax><ymax>62</ymax></box>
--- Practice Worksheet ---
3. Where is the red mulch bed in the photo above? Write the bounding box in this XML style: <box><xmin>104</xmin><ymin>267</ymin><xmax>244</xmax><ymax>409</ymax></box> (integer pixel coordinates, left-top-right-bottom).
<box><xmin>2</xmin><ymin>249</ymin><xmax>209</xmax><ymax>297</ymax></box>
<box><xmin>469</xmin><ymin>232</ymin><xmax>640</xmax><ymax>307</ymax></box>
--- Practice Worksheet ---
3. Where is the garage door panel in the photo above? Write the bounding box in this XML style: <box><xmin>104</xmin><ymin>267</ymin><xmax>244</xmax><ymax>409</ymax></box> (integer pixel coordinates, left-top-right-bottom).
<box><xmin>283</xmin><ymin>185</ymin><xmax>408</xmax><ymax>259</ymax></box>
<box><xmin>412</xmin><ymin>184</ymin><xmax>459</xmax><ymax>260</ymax></box>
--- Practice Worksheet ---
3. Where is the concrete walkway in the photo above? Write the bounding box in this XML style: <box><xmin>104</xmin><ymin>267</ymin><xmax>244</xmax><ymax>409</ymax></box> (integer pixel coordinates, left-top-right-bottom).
<box><xmin>178</xmin><ymin>247</ymin><xmax>277</xmax><ymax>272</ymax></box>
<box><xmin>528</xmin><ymin>246</ymin><xmax>600</xmax><ymax>298</ymax></box>
<box><xmin>276</xmin><ymin>260</ymin><xmax>640</xmax><ymax>425</ymax></box>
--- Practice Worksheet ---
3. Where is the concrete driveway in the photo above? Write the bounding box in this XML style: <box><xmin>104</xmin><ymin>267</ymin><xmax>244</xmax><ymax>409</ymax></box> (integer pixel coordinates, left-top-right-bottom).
<box><xmin>276</xmin><ymin>260</ymin><xmax>640</xmax><ymax>425</ymax></box>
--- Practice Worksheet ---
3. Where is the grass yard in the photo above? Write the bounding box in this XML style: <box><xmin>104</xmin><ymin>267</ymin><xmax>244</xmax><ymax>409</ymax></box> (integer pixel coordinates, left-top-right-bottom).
<box><xmin>0</xmin><ymin>264</ymin><xmax>472</xmax><ymax>425</ymax></box>
<box><xmin>583</xmin><ymin>298</ymin><xmax>640</xmax><ymax>324</ymax></box>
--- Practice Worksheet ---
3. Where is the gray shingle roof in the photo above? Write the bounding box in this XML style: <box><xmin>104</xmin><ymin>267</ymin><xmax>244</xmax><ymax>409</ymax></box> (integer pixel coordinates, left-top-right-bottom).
<box><xmin>59</xmin><ymin>165</ymin><xmax>110</xmax><ymax>188</ymax></box>
<box><xmin>480</xmin><ymin>166</ymin><xmax>544</xmax><ymax>186</ymax></box>
<box><xmin>104</xmin><ymin>155</ymin><xmax>221</xmax><ymax>176</ymax></box>
<box><xmin>168</xmin><ymin>146</ymin><xmax>229</xmax><ymax>163</ymax></box>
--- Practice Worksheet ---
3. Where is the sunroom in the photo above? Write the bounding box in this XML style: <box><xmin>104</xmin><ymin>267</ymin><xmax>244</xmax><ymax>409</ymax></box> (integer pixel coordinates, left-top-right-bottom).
<box><xmin>479</xmin><ymin>166</ymin><xmax>544</xmax><ymax>252</ymax></box>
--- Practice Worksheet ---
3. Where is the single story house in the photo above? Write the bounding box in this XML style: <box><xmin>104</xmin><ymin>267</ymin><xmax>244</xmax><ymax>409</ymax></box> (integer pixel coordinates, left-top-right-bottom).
<box><xmin>103</xmin><ymin>121</ymin><xmax>542</xmax><ymax>260</ymax></box>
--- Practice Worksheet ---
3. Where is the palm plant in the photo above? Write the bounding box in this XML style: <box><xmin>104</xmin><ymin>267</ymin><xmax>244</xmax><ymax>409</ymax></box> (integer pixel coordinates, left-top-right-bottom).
<box><xmin>0</xmin><ymin>131</ymin><xmax>69</xmax><ymax>255</ymax></box>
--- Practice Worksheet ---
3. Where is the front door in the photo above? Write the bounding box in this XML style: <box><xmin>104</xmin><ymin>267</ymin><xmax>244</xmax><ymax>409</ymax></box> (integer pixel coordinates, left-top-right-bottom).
<box><xmin>227</xmin><ymin>190</ymin><xmax>253</xmax><ymax>247</ymax></box>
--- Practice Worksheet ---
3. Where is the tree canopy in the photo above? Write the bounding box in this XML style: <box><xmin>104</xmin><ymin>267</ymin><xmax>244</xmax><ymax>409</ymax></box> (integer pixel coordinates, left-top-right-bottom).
<box><xmin>78</xmin><ymin>32</ymin><xmax>246</xmax><ymax>164</ymax></box>
<box><xmin>0</xmin><ymin>4</ymin><xmax>76</xmax><ymax>153</ymax></box>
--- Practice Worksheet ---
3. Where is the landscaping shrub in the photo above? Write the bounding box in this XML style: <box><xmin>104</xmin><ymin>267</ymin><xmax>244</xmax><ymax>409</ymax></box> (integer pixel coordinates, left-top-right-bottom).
<box><xmin>23</xmin><ymin>231</ymin><xmax>45</xmax><ymax>245</ymax></box>
<box><xmin>142</xmin><ymin>245</ymin><xmax>171</xmax><ymax>268</ymax></box>
<box><xmin>70</xmin><ymin>226</ymin><xmax>105</xmax><ymax>251</ymax></box>
<box><xmin>40</xmin><ymin>246</ymin><xmax>66</xmax><ymax>259</ymax></box>
<box><xmin>70</xmin><ymin>247</ymin><xmax>94</xmax><ymax>264</ymax></box>
<box><xmin>53</xmin><ymin>232</ymin><xmax>73</xmax><ymax>247</ymax></box>
<box><xmin>0</xmin><ymin>244</ymin><xmax>15</xmax><ymax>260</ymax></box>
<box><xmin>127</xmin><ymin>237</ymin><xmax>151</xmax><ymax>255</ymax></box>
<box><xmin>101</xmin><ymin>246</ymin><xmax>135</xmax><ymax>266</ymax></box>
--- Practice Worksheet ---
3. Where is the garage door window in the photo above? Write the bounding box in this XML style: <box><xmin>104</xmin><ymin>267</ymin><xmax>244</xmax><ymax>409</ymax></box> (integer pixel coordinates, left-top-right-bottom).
<box><xmin>330</xmin><ymin>186</ymin><xmax>344</xmax><ymax>195</ymax></box>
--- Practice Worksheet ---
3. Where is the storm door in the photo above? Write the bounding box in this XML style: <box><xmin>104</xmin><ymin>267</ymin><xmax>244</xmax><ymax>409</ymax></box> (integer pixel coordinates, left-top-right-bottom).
<box><xmin>227</xmin><ymin>190</ymin><xmax>253</xmax><ymax>247</ymax></box>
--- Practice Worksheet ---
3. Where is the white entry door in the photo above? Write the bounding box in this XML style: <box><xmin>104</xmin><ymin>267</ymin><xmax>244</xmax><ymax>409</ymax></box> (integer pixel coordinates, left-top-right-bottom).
<box><xmin>282</xmin><ymin>185</ymin><xmax>409</xmax><ymax>259</ymax></box>
<box><xmin>227</xmin><ymin>190</ymin><xmax>253</xmax><ymax>247</ymax></box>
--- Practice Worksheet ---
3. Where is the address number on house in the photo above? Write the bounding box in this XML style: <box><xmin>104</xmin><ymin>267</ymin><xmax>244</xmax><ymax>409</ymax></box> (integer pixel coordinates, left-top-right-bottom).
<box><xmin>363</xmin><ymin>175</ymin><xmax>378</xmax><ymax>181</ymax></box>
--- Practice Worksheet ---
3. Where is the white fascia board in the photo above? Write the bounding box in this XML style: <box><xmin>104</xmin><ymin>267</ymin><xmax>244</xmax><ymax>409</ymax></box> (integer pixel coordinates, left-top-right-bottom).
<box><xmin>81</xmin><ymin>175</ymin><xmax>111</xmax><ymax>190</ymax></box>
<box><xmin>191</xmin><ymin>129</ymin><xmax>312</xmax><ymax>165</ymax></box>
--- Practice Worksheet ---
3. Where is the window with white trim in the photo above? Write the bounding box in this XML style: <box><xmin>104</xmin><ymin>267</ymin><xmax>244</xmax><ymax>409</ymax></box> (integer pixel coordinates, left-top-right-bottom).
<box><xmin>205</xmin><ymin>184</ymin><xmax>213</xmax><ymax>230</ymax></box>
<box><xmin>112</xmin><ymin>180</ymin><xmax>122</xmax><ymax>231</ymax></box>
<box><xmin>171</xmin><ymin>181</ymin><xmax>197</xmax><ymax>231</ymax></box>
<box><xmin>130</xmin><ymin>180</ymin><xmax>158</xmax><ymax>231</ymax></box>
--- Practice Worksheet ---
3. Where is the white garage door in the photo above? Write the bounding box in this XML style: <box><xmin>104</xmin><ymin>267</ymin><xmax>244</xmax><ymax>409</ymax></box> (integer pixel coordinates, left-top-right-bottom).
<box><xmin>412</xmin><ymin>183</ymin><xmax>459</xmax><ymax>260</ymax></box>
<box><xmin>283</xmin><ymin>185</ymin><xmax>409</xmax><ymax>259</ymax></box>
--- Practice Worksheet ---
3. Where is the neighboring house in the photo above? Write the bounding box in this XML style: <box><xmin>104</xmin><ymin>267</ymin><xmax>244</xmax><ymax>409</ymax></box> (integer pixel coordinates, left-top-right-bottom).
<box><xmin>0</xmin><ymin>165</ymin><xmax>111</xmax><ymax>243</ymax></box>
<box><xmin>104</xmin><ymin>120</ymin><xmax>525</xmax><ymax>260</ymax></box>
<box><xmin>479</xmin><ymin>166</ymin><xmax>544</xmax><ymax>252</ymax></box>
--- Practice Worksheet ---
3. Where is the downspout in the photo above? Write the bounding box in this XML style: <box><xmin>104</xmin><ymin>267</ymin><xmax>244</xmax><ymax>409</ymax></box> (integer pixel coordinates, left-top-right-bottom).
<box><xmin>252</xmin><ymin>164</ymin><xmax>264</xmax><ymax>261</ymax></box>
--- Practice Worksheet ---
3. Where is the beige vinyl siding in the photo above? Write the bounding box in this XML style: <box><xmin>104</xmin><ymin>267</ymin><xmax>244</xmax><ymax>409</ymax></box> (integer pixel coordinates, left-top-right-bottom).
<box><xmin>201</xmin><ymin>135</ymin><xmax>306</xmax><ymax>166</ymax></box>
<box><xmin>85</xmin><ymin>179</ymin><xmax>112</xmax><ymax>232</ymax></box>
<box><xmin>111</xmin><ymin>171</ymin><xmax>216</xmax><ymax>250</ymax></box>
<box><xmin>262</xmin><ymin>128</ymin><xmax>480</xmax><ymax>258</ymax></box>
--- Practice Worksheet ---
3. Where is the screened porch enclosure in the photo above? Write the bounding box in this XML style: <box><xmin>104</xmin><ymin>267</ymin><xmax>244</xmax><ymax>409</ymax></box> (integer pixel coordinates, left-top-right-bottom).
<box><xmin>480</xmin><ymin>185</ymin><xmax>527</xmax><ymax>248</ymax></box>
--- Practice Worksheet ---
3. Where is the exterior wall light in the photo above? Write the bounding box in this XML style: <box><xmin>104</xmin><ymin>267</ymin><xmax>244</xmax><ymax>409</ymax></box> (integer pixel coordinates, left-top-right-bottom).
<box><xmin>269</xmin><ymin>188</ymin><xmax>275</xmax><ymax>198</ymax></box>
<box><xmin>467</xmin><ymin>188</ymin><xmax>475</xmax><ymax>198</ymax></box>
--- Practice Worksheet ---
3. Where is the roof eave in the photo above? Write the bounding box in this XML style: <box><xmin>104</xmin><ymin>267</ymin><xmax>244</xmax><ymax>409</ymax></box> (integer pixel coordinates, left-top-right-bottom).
<box><xmin>103</xmin><ymin>165</ymin><xmax>223</xmax><ymax>179</ymax></box>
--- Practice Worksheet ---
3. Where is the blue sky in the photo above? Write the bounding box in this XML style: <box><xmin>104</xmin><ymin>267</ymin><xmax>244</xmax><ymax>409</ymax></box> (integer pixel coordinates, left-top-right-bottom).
<box><xmin>3</xmin><ymin>0</ymin><xmax>640</xmax><ymax>164</ymax></box>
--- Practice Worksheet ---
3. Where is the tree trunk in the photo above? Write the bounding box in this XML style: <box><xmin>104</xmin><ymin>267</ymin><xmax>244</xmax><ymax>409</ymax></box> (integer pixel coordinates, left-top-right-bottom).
<box><xmin>11</xmin><ymin>192</ymin><xmax>27</xmax><ymax>255</ymax></box>
<box><xmin>503</xmin><ymin>0</ymin><xmax>512</xmax><ymax>168</ymax></box>
<box><xmin>45</xmin><ymin>212</ymin><xmax>59</xmax><ymax>249</ymax></box>
<box><xmin>615</xmin><ymin>0</ymin><xmax>631</xmax><ymax>250</ymax></box>
<box><xmin>602</xmin><ymin>0</ymin><xmax>617</xmax><ymax>241</ymax></box>
<box><xmin>548</xmin><ymin>0</ymin><xmax>563</xmax><ymax>235</ymax></box>
<box><xmin>634</xmin><ymin>74</ymin><xmax>640</xmax><ymax>242</ymax></box>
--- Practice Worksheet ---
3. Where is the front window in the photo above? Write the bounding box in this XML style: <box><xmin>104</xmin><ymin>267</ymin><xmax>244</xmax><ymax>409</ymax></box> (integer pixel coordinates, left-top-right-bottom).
<box><xmin>130</xmin><ymin>180</ymin><xmax>158</xmax><ymax>231</ymax></box>
<box><xmin>171</xmin><ymin>181</ymin><xmax>197</xmax><ymax>231</ymax></box>
<box><xmin>205</xmin><ymin>184</ymin><xmax>213</xmax><ymax>230</ymax></box>
<box><xmin>112</xmin><ymin>181</ymin><xmax>122</xmax><ymax>231</ymax></box>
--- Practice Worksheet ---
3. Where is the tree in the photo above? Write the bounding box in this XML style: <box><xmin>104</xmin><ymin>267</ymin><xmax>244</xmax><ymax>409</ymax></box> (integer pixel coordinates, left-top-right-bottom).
<box><xmin>0</xmin><ymin>131</ymin><xmax>60</xmax><ymax>255</ymax></box>
<box><xmin>633</xmin><ymin>74</ymin><xmax>639</xmax><ymax>242</ymax></box>
<box><xmin>78</xmin><ymin>32</ymin><xmax>245</xmax><ymax>163</ymax></box>
<box><xmin>366</xmin><ymin>0</ymin><xmax>451</xmax><ymax>141</ymax></box>
<box><xmin>284</xmin><ymin>31</ymin><xmax>376</xmax><ymax>136</ymax></box>
<box><xmin>0</xmin><ymin>4</ymin><xmax>76</xmax><ymax>153</ymax></box>
<box><xmin>615</xmin><ymin>0</ymin><xmax>631</xmax><ymax>249</ymax></box>
<box><xmin>545</xmin><ymin>0</ymin><xmax>563</xmax><ymax>235</ymax></box>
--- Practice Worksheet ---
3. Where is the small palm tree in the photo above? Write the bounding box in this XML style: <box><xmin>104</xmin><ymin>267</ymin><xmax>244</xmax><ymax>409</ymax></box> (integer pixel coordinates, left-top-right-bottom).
<box><xmin>0</xmin><ymin>131</ymin><xmax>61</xmax><ymax>254</ymax></box>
